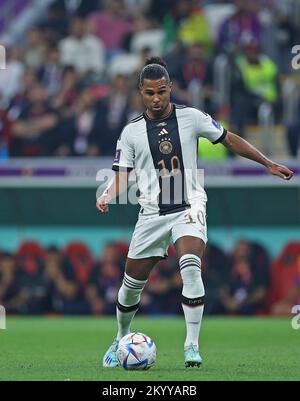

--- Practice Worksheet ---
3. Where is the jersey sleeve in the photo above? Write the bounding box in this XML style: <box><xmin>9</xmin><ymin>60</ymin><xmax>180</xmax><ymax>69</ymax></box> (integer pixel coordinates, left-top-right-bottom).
<box><xmin>112</xmin><ymin>125</ymin><xmax>134</xmax><ymax>172</ymax></box>
<box><xmin>192</xmin><ymin>108</ymin><xmax>227</xmax><ymax>144</ymax></box>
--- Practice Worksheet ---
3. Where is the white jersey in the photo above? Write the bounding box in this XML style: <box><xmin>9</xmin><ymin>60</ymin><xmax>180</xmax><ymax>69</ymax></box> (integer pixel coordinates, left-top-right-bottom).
<box><xmin>112</xmin><ymin>104</ymin><xmax>227</xmax><ymax>216</ymax></box>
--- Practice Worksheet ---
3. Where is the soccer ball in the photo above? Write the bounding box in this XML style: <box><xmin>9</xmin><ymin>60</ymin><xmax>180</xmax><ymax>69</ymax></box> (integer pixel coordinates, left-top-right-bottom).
<box><xmin>117</xmin><ymin>332</ymin><xmax>156</xmax><ymax>370</ymax></box>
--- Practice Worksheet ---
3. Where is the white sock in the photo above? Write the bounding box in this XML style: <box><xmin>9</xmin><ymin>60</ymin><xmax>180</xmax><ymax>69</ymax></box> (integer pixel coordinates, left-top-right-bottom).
<box><xmin>182</xmin><ymin>304</ymin><xmax>204</xmax><ymax>349</ymax></box>
<box><xmin>179</xmin><ymin>254</ymin><xmax>205</xmax><ymax>349</ymax></box>
<box><xmin>116</xmin><ymin>273</ymin><xmax>147</xmax><ymax>341</ymax></box>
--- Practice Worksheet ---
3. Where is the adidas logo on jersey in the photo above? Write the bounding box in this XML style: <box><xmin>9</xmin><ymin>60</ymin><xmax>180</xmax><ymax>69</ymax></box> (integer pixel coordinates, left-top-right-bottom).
<box><xmin>159</xmin><ymin>128</ymin><xmax>168</xmax><ymax>136</ymax></box>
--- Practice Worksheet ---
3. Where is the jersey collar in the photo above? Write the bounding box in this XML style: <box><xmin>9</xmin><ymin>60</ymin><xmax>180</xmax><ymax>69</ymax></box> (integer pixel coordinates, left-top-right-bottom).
<box><xmin>144</xmin><ymin>103</ymin><xmax>174</xmax><ymax>122</ymax></box>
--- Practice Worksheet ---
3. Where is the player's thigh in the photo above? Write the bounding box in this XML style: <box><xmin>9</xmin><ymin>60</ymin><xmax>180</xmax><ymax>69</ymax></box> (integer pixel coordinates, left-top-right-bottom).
<box><xmin>128</xmin><ymin>214</ymin><xmax>170</xmax><ymax>260</ymax></box>
<box><xmin>174</xmin><ymin>236</ymin><xmax>206</xmax><ymax>260</ymax></box>
<box><xmin>172</xmin><ymin>204</ymin><xmax>207</xmax><ymax>259</ymax></box>
<box><xmin>125</xmin><ymin>256</ymin><xmax>162</xmax><ymax>281</ymax></box>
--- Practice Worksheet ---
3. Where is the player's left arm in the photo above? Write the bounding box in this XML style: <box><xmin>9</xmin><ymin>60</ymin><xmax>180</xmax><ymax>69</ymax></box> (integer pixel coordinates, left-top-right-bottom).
<box><xmin>222</xmin><ymin>132</ymin><xmax>294</xmax><ymax>180</ymax></box>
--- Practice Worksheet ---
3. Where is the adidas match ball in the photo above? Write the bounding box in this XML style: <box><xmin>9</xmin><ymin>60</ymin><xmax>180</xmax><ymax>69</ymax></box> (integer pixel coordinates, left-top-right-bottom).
<box><xmin>117</xmin><ymin>332</ymin><xmax>156</xmax><ymax>370</ymax></box>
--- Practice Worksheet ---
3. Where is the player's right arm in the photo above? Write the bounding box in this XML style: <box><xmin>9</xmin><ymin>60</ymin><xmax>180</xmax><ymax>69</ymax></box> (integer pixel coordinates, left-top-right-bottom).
<box><xmin>96</xmin><ymin>124</ymin><xmax>134</xmax><ymax>213</ymax></box>
<box><xmin>96</xmin><ymin>171</ymin><xmax>129</xmax><ymax>213</ymax></box>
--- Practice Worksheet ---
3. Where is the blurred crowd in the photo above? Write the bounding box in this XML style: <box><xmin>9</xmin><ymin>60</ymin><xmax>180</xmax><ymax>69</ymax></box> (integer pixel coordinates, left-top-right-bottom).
<box><xmin>0</xmin><ymin>0</ymin><xmax>300</xmax><ymax>159</ymax></box>
<box><xmin>1</xmin><ymin>238</ymin><xmax>299</xmax><ymax>316</ymax></box>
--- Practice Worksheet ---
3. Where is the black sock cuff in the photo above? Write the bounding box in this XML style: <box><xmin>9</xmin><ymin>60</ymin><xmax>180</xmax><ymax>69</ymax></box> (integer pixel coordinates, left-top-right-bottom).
<box><xmin>182</xmin><ymin>295</ymin><xmax>204</xmax><ymax>307</ymax></box>
<box><xmin>117</xmin><ymin>301</ymin><xmax>140</xmax><ymax>313</ymax></box>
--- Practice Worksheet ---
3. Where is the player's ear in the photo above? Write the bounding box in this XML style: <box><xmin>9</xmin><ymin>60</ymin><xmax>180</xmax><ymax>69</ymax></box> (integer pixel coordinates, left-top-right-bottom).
<box><xmin>169</xmin><ymin>81</ymin><xmax>173</xmax><ymax>92</ymax></box>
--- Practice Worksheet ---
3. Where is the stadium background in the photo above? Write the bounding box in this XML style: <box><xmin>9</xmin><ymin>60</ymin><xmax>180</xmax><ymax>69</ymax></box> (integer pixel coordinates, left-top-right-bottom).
<box><xmin>0</xmin><ymin>0</ymin><xmax>300</xmax><ymax>379</ymax></box>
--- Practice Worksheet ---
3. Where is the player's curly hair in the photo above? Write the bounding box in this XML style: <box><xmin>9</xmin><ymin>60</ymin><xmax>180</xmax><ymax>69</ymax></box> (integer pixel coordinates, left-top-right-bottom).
<box><xmin>139</xmin><ymin>57</ymin><xmax>170</xmax><ymax>87</ymax></box>
<box><xmin>144</xmin><ymin>57</ymin><xmax>167</xmax><ymax>68</ymax></box>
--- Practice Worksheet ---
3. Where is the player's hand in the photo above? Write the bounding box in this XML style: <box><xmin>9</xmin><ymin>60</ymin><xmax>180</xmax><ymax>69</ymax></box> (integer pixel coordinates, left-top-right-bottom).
<box><xmin>267</xmin><ymin>162</ymin><xmax>294</xmax><ymax>181</ymax></box>
<box><xmin>96</xmin><ymin>194</ymin><xmax>110</xmax><ymax>213</ymax></box>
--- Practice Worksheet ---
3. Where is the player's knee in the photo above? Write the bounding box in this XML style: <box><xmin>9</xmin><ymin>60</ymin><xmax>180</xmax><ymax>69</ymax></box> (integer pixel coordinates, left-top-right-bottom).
<box><xmin>117</xmin><ymin>273</ymin><xmax>147</xmax><ymax>307</ymax></box>
<box><xmin>179</xmin><ymin>254</ymin><xmax>202</xmax><ymax>281</ymax></box>
<box><xmin>179</xmin><ymin>254</ymin><xmax>205</xmax><ymax>298</ymax></box>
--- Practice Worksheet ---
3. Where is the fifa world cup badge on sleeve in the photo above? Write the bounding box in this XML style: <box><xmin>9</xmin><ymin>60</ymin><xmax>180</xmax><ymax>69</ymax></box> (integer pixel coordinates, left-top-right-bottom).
<box><xmin>211</xmin><ymin>119</ymin><xmax>222</xmax><ymax>131</ymax></box>
<box><xmin>114</xmin><ymin>149</ymin><xmax>121</xmax><ymax>163</ymax></box>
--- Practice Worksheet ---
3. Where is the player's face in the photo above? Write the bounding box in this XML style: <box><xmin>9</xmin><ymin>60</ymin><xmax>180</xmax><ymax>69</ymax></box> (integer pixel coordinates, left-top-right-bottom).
<box><xmin>140</xmin><ymin>78</ymin><xmax>172</xmax><ymax>119</ymax></box>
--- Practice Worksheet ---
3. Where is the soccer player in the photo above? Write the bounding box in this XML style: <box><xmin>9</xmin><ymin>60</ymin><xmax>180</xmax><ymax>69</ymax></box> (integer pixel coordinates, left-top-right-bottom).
<box><xmin>96</xmin><ymin>57</ymin><xmax>293</xmax><ymax>368</ymax></box>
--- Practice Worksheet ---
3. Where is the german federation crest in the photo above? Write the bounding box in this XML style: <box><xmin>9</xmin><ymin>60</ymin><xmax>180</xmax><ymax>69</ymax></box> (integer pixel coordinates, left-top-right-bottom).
<box><xmin>159</xmin><ymin>141</ymin><xmax>173</xmax><ymax>154</ymax></box>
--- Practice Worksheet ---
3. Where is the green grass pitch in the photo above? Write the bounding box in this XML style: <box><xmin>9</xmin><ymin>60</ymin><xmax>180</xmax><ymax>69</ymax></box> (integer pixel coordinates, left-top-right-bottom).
<box><xmin>0</xmin><ymin>316</ymin><xmax>299</xmax><ymax>381</ymax></box>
